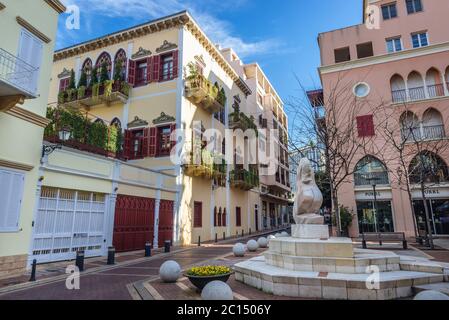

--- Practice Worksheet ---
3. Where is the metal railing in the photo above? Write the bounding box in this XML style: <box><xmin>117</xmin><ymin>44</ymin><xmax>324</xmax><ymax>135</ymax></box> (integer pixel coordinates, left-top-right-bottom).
<box><xmin>392</xmin><ymin>84</ymin><xmax>448</xmax><ymax>104</ymax></box>
<box><xmin>408</xmin><ymin>86</ymin><xmax>426</xmax><ymax>101</ymax></box>
<box><xmin>391</xmin><ymin>89</ymin><xmax>407</xmax><ymax>103</ymax></box>
<box><xmin>0</xmin><ymin>48</ymin><xmax>38</xmax><ymax>97</ymax></box>
<box><xmin>402</xmin><ymin>125</ymin><xmax>445</xmax><ymax>142</ymax></box>
<box><xmin>427</xmin><ymin>84</ymin><xmax>445</xmax><ymax>98</ymax></box>
<box><xmin>354</xmin><ymin>171</ymin><xmax>390</xmax><ymax>186</ymax></box>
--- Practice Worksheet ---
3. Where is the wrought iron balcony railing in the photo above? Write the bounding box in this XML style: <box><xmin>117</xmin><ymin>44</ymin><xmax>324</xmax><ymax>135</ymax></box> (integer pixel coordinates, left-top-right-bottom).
<box><xmin>0</xmin><ymin>48</ymin><xmax>38</xmax><ymax>97</ymax></box>
<box><xmin>401</xmin><ymin>125</ymin><xmax>445</xmax><ymax>142</ymax></box>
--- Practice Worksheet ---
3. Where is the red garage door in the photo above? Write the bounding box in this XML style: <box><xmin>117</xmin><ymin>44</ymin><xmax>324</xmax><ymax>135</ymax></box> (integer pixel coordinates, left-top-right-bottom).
<box><xmin>158</xmin><ymin>200</ymin><xmax>174</xmax><ymax>247</ymax></box>
<box><xmin>113</xmin><ymin>195</ymin><xmax>154</xmax><ymax>252</ymax></box>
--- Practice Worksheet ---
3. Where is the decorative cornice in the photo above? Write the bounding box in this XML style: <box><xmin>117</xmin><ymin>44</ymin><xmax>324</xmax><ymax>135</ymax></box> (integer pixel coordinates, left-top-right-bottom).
<box><xmin>0</xmin><ymin>158</ymin><xmax>34</xmax><ymax>171</ymax></box>
<box><xmin>319</xmin><ymin>41</ymin><xmax>449</xmax><ymax>75</ymax></box>
<box><xmin>52</xmin><ymin>11</ymin><xmax>252</xmax><ymax>97</ymax></box>
<box><xmin>0</xmin><ymin>3</ymin><xmax>5</xmax><ymax>11</ymax></box>
<box><xmin>128</xmin><ymin>116</ymin><xmax>148</xmax><ymax>129</ymax></box>
<box><xmin>44</xmin><ymin>0</ymin><xmax>66</xmax><ymax>14</ymax></box>
<box><xmin>156</xmin><ymin>40</ymin><xmax>178</xmax><ymax>53</ymax></box>
<box><xmin>16</xmin><ymin>16</ymin><xmax>51</xmax><ymax>43</ymax></box>
<box><xmin>6</xmin><ymin>105</ymin><xmax>50</xmax><ymax>128</ymax></box>
<box><xmin>131</xmin><ymin>47</ymin><xmax>152</xmax><ymax>60</ymax></box>
<box><xmin>153</xmin><ymin>112</ymin><xmax>175</xmax><ymax>125</ymax></box>
<box><xmin>58</xmin><ymin>68</ymin><xmax>71</xmax><ymax>78</ymax></box>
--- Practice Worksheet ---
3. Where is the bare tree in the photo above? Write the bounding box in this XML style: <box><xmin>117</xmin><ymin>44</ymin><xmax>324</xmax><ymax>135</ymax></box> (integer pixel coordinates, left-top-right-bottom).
<box><xmin>287</xmin><ymin>77</ymin><xmax>386</xmax><ymax>236</ymax></box>
<box><xmin>376</xmin><ymin>102</ymin><xmax>449</xmax><ymax>249</ymax></box>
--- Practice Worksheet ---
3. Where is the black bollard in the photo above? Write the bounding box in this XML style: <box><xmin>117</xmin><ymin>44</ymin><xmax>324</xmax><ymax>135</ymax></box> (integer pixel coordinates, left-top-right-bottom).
<box><xmin>242</xmin><ymin>230</ymin><xmax>244</xmax><ymax>237</ymax></box>
<box><xmin>107</xmin><ymin>247</ymin><xmax>115</xmax><ymax>265</ymax></box>
<box><xmin>145</xmin><ymin>242</ymin><xmax>152</xmax><ymax>257</ymax></box>
<box><xmin>29</xmin><ymin>259</ymin><xmax>37</xmax><ymax>282</ymax></box>
<box><xmin>76</xmin><ymin>250</ymin><xmax>85</xmax><ymax>272</ymax></box>
<box><xmin>164</xmin><ymin>240</ymin><xmax>171</xmax><ymax>253</ymax></box>
<box><xmin>215</xmin><ymin>233</ymin><xmax>218</xmax><ymax>243</ymax></box>
<box><xmin>223</xmin><ymin>232</ymin><xmax>226</xmax><ymax>241</ymax></box>
<box><xmin>198</xmin><ymin>236</ymin><xmax>201</xmax><ymax>247</ymax></box>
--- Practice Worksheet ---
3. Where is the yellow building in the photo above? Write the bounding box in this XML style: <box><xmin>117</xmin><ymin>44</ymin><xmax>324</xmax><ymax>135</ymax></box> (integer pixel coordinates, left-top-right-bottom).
<box><xmin>32</xmin><ymin>11</ymin><xmax>291</xmax><ymax>265</ymax></box>
<box><xmin>0</xmin><ymin>0</ymin><xmax>65</xmax><ymax>277</ymax></box>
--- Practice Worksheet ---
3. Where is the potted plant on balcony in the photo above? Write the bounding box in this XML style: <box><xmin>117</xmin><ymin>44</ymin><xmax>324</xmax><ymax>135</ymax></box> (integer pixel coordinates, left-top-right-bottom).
<box><xmin>77</xmin><ymin>70</ymin><xmax>88</xmax><ymax>100</ymax></box>
<box><xmin>185</xmin><ymin>265</ymin><xmax>233</xmax><ymax>291</ymax></box>
<box><xmin>216</xmin><ymin>87</ymin><xmax>226</xmax><ymax>107</ymax></box>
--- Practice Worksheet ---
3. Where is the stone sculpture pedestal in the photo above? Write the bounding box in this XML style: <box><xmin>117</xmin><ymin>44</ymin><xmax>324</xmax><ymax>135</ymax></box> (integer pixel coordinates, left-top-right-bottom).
<box><xmin>291</xmin><ymin>224</ymin><xmax>330</xmax><ymax>240</ymax></box>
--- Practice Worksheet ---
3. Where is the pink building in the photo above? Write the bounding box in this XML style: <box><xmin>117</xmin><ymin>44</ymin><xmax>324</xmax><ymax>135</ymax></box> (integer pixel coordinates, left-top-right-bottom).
<box><xmin>318</xmin><ymin>0</ymin><xmax>449</xmax><ymax>237</ymax></box>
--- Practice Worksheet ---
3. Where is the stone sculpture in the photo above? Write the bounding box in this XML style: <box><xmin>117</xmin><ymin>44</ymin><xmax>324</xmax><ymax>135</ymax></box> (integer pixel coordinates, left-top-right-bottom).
<box><xmin>293</xmin><ymin>158</ymin><xmax>323</xmax><ymax>225</ymax></box>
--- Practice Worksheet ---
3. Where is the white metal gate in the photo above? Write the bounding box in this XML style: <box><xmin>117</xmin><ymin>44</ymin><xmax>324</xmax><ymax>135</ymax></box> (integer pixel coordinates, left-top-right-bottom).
<box><xmin>31</xmin><ymin>188</ymin><xmax>108</xmax><ymax>263</ymax></box>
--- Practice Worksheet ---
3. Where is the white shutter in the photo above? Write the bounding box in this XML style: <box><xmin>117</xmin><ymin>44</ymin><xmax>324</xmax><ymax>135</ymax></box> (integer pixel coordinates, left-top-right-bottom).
<box><xmin>0</xmin><ymin>168</ymin><xmax>25</xmax><ymax>232</ymax></box>
<box><xmin>18</xmin><ymin>29</ymin><xmax>43</xmax><ymax>93</ymax></box>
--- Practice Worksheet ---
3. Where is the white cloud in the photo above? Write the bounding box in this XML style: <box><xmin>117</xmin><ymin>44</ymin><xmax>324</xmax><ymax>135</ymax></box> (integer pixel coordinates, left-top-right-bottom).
<box><xmin>59</xmin><ymin>0</ymin><xmax>281</xmax><ymax>58</ymax></box>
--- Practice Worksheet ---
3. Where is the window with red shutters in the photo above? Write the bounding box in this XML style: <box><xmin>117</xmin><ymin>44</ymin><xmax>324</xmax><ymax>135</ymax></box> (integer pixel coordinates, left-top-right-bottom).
<box><xmin>146</xmin><ymin>56</ymin><xmax>153</xmax><ymax>83</ymax></box>
<box><xmin>135</xmin><ymin>60</ymin><xmax>148</xmax><ymax>87</ymax></box>
<box><xmin>172</xmin><ymin>50</ymin><xmax>179</xmax><ymax>79</ymax></box>
<box><xmin>148</xmin><ymin>127</ymin><xmax>157</xmax><ymax>157</ymax></box>
<box><xmin>169</xmin><ymin>123</ymin><xmax>177</xmax><ymax>156</ymax></box>
<box><xmin>156</xmin><ymin>125</ymin><xmax>171</xmax><ymax>157</ymax></box>
<box><xmin>142</xmin><ymin>128</ymin><xmax>149</xmax><ymax>157</ymax></box>
<box><xmin>236</xmin><ymin>207</ymin><xmax>242</xmax><ymax>227</ymax></box>
<box><xmin>126</xmin><ymin>129</ymin><xmax>145</xmax><ymax>159</ymax></box>
<box><xmin>128</xmin><ymin>60</ymin><xmax>136</xmax><ymax>86</ymax></box>
<box><xmin>59</xmin><ymin>78</ymin><xmax>70</xmax><ymax>93</ymax></box>
<box><xmin>194</xmin><ymin>201</ymin><xmax>202</xmax><ymax>228</ymax></box>
<box><xmin>356</xmin><ymin>115</ymin><xmax>375</xmax><ymax>137</ymax></box>
<box><xmin>123</xmin><ymin>129</ymin><xmax>133</xmax><ymax>159</ymax></box>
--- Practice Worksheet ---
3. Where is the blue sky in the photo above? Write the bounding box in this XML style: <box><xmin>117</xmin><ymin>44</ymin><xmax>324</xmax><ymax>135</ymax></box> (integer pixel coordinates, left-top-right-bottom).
<box><xmin>57</xmin><ymin>0</ymin><xmax>363</xmax><ymax>106</ymax></box>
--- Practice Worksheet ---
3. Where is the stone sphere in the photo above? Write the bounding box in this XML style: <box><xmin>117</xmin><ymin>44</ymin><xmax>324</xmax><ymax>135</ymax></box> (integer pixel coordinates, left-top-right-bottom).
<box><xmin>414</xmin><ymin>290</ymin><xmax>449</xmax><ymax>300</ymax></box>
<box><xmin>275</xmin><ymin>233</ymin><xmax>283</xmax><ymax>238</ymax></box>
<box><xmin>159</xmin><ymin>260</ymin><xmax>181</xmax><ymax>283</ymax></box>
<box><xmin>257</xmin><ymin>237</ymin><xmax>268</xmax><ymax>248</ymax></box>
<box><xmin>281</xmin><ymin>231</ymin><xmax>289</xmax><ymax>237</ymax></box>
<box><xmin>267</xmin><ymin>235</ymin><xmax>276</xmax><ymax>240</ymax></box>
<box><xmin>201</xmin><ymin>281</ymin><xmax>233</xmax><ymax>300</ymax></box>
<box><xmin>233</xmin><ymin>243</ymin><xmax>246</xmax><ymax>257</ymax></box>
<box><xmin>247</xmin><ymin>239</ymin><xmax>259</xmax><ymax>252</ymax></box>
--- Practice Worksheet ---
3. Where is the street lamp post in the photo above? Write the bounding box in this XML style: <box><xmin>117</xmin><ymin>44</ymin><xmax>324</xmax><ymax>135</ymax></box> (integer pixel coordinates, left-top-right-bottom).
<box><xmin>365</xmin><ymin>174</ymin><xmax>381</xmax><ymax>233</ymax></box>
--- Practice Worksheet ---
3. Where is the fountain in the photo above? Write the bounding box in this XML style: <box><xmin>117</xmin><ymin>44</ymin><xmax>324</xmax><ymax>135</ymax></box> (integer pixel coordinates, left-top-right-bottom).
<box><xmin>234</xmin><ymin>159</ymin><xmax>447</xmax><ymax>300</ymax></box>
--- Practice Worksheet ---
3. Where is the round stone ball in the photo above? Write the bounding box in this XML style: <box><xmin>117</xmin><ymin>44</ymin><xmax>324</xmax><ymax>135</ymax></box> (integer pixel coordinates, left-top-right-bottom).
<box><xmin>257</xmin><ymin>237</ymin><xmax>268</xmax><ymax>248</ymax></box>
<box><xmin>201</xmin><ymin>281</ymin><xmax>233</xmax><ymax>300</ymax></box>
<box><xmin>281</xmin><ymin>231</ymin><xmax>289</xmax><ymax>237</ymax></box>
<box><xmin>247</xmin><ymin>239</ymin><xmax>259</xmax><ymax>252</ymax></box>
<box><xmin>414</xmin><ymin>290</ymin><xmax>449</xmax><ymax>300</ymax></box>
<box><xmin>275</xmin><ymin>233</ymin><xmax>283</xmax><ymax>238</ymax></box>
<box><xmin>159</xmin><ymin>260</ymin><xmax>181</xmax><ymax>283</ymax></box>
<box><xmin>233</xmin><ymin>243</ymin><xmax>246</xmax><ymax>257</ymax></box>
<box><xmin>267</xmin><ymin>235</ymin><xmax>276</xmax><ymax>240</ymax></box>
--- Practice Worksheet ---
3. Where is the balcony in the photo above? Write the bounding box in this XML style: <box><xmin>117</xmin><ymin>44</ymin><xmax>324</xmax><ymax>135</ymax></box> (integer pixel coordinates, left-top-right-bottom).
<box><xmin>229</xmin><ymin>110</ymin><xmax>257</xmax><ymax>132</ymax></box>
<box><xmin>183</xmin><ymin>148</ymin><xmax>224</xmax><ymax>180</ymax></box>
<box><xmin>44</xmin><ymin>106</ymin><xmax>123</xmax><ymax>158</ymax></box>
<box><xmin>58</xmin><ymin>80</ymin><xmax>130</xmax><ymax>109</ymax></box>
<box><xmin>185</xmin><ymin>68</ymin><xmax>226</xmax><ymax>114</ymax></box>
<box><xmin>230</xmin><ymin>166</ymin><xmax>259</xmax><ymax>191</ymax></box>
<box><xmin>401</xmin><ymin>125</ymin><xmax>446</xmax><ymax>142</ymax></box>
<box><xmin>0</xmin><ymin>48</ymin><xmax>38</xmax><ymax>111</ymax></box>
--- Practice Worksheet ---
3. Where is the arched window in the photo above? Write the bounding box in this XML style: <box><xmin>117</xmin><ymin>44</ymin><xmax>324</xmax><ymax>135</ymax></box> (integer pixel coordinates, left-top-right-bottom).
<box><xmin>114</xmin><ymin>49</ymin><xmax>127</xmax><ymax>81</ymax></box>
<box><xmin>81</xmin><ymin>58</ymin><xmax>93</xmax><ymax>86</ymax></box>
<box><xmin>422</xmin><ymin>108</ymin><xmax>445</xmax><ymax>140</ymax></box>
<box><xmin>95</xmin><ymin>52</ymin><xmax>112</xmax><ymax>80</ymax></box>
<box><xmin>214</xmin><ymin>207</ymin><xmax>217</xmax><ymax>227</ymax></box>
<box><xmin>409</xmin><ymin>152</ymin><xmax>449</xmax><ymax>184</ymax></box>
<box><xmin>407</xmin><ymin>71</ymin><xmax>425</xmax><ymax>101</ymax></box>
<box><xmin>354</xmin><ymin>156</ymin><xmax>389</xmax><ymax>186</ymax></box>
<box><xmin>111</xmin><ymin>117</ymin><xmax>122</xmax><ymax>129</ymax></box>
<box><xmin>400</xmin><ymin>111</ymin><xmax>420</xmax><ymax>142</ymax></box>
<box><xmin>390</xmin><ymin>74</ymin><xmax>406</xmax><ymax>103</ymax></box>
<box><xmin>218</xmin><ymin>208</ymin><xmax>222</xmax><ymax>227</ymax></box>
<box><xmin>222</xmin><ymin>208</ymin><xmax>227</xmax><ymax>227</ymax></box>
<box><xmin>425</xmin><ymin>68</ymin><xmax>444</xmax><ymax>98</ymax></box>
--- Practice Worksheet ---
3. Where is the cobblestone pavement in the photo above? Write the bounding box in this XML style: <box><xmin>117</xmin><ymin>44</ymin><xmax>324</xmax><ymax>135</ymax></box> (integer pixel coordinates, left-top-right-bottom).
<box><xmin>0</xmin><ymin>228</ymin><xmax>288</xmax><ymax>300</ymax></box>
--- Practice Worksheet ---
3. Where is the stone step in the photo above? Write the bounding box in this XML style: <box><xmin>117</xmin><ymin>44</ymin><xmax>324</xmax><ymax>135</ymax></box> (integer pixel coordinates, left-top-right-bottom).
<box><xmin>413</xmin><ymin>282</ymin><xmax>449</xmax><ymax>296</ymax></box>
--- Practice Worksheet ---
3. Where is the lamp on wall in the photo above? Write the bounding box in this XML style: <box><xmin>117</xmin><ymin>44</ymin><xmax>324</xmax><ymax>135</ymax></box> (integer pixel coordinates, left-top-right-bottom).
<box><xmin>42</xmin><ymin>125</ymin><xmax>72</xmax><ymax>158</ymax></box>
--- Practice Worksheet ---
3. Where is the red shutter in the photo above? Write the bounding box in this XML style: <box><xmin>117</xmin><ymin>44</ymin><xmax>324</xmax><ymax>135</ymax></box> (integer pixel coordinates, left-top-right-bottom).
<box><xmin>357</xmin><ymin>115</ymin><xmax>375</xmax><ymax>137</ymax></box>
<box><xmin>146</xmin><ymin>56</ymin><xmax>153</xmax><ymax>83</ymax></box>
<box><xmin>170</xmin><ymin>123</ymin><xmax>177</xmax><ymax>155</ymax></box>
<box><xmin>236</xmin><ymin>207</ymin><xmax>241</xmax><ymax>227</ymax></box>
<box><xmin>172</xmin><ymin>50</ymin><xmax>179</xmax><ymax>79</ymax></box>
<box><xmin>123</xmin><ymin>130</ymin><xmax>132</xmax><ymax>159</ymax></box>
<box><xmin>194</xmin><ymin>202</ymin><xmax>202</xmax><ymax>228</ymax></box>
<box><xmin>153</xmin><ymin>55</ymin><xmax>161</xmax><ymax>82</ymax></box>
<box><xmin>142</xmin><ymin>128</ymin><xmax>149</xmax><ymax>157</ymax></box>
<box><xmin>148</xmin><ymin>127</ymin><xmax>157</xmax><ymax>157</ymax></box>
<box><xmin>128</xmin><ymin>60</ymin><xmax>136</xmax><ymax>86</ymax></box>
<box><xmin>366</xmin><ymin>115</ymin><xmax>375</xmax><ymax>136</ymax></box>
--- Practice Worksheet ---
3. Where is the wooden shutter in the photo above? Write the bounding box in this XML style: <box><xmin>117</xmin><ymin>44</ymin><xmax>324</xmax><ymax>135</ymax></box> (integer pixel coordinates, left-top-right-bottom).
<box><xmin>153</xmin><ymin>55</ymin><xmax>161</xmax><ymax>83</ymax></box>
<box><xmin>123</xmin><ymin>130</ymin><xmax>133</xmax><ymax>159</ymax></box>
<box><xmin>0</xmin><ymin>169</ymin><xmax>25</xmax><ymax>232</ymax></box>
<box><xmin>59</xmin><ymin>78</ymin><xmax>69</xmax><ymax>92</ymax></box>
<box><xmin>194</xmin><ymin>202</ymin><xmax>202</xmax><ymax>228</ymax></box>
<box><xmin>172</xmin><ymin>50</ymin><xmax>179</xmax><ymax>79</ymax></box>
<box><xmin>357</xmin><ymin>115</ymin><xmax>375</xmax><ymax>137</ymax></box>
<box><xmin>146</xmin><ymin>56</ymin><xmax>153</xmax><ymax>83</ymax></box>
<box><xmin>142</xmin><ymin>128</ymin><xmax>150</xmax><ymax>157</ymax></box>
<box><xmin>214</xmin><ymin>207</ymin><xmax>217</xmax><ymax>227</ymax></box>
<box><xmin>128</xmin><ymin>60</ymin><xmax>136</xmax><ymax>86</ymax></box>
<box><xmin>18</xmin><ymin>29</ymin><xmax>43</xmax><ymax>93</ymax></box>
<box><xmin>148</xmin><ymin>127</ymin><xmax>157</xmax><ymax>157</ymax></box>
<box><xmin>236</xmin><ymin>207</ymin><xmax>241</xmax><ymax>227</ymax></box>
<box><xmin>222</xmin><ymin>209</ymin><xmax>227</xmax><ymax>227</ymax></box>
<box><xmin>366</xmin><ymin>115</ymin><xmax>375</xmax><ymax>136</ymax></box>
<box><xmin>169</xmin><ymin>123</ymin><xmax>177</xmax><ymax>155</ymax></box>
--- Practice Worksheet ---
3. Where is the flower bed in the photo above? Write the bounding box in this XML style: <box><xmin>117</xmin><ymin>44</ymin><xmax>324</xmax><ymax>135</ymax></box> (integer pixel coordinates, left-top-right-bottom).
<box><xmin>185</xmin><ymin>266</ymin><xmax>233</xmax><ymax>290</ymax></box>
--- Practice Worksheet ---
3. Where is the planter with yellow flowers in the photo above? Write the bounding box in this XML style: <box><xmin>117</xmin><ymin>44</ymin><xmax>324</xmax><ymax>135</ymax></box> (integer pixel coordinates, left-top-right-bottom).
<box><xmin>185</xmin><ymin>265</ymin><xmax>234</xmax><ymax>290</ymax></box>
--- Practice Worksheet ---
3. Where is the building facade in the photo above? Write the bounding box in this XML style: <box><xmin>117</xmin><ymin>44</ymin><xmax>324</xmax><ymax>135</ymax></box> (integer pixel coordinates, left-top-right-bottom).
<box><xmin>318</xmin><ymin>0</ymin><xmax>449</xmax><ymax>237</ymax></box>
<box><xmin>27</xmin><ymin>11</ymin><xmax>291</xmax><ymax>267</ymax></box>
<box><xmin>0</xmin><ymin>0</ymin><xmax>65</xmax><ymax>277</ymax></box>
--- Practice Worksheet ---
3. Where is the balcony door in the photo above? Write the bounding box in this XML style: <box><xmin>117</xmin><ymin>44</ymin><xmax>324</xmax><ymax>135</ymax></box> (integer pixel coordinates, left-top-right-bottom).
<box><xmin>18</xmin><ymin>28</ymin><xmax>43</xmax><ymax>94</ymax></box>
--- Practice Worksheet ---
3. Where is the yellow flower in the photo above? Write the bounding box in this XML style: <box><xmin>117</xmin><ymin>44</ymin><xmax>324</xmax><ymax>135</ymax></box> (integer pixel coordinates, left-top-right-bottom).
<box><xmin>187</xmin><ymin>265</ymin><xmax>232</xmax><ymax>276</ymax></box>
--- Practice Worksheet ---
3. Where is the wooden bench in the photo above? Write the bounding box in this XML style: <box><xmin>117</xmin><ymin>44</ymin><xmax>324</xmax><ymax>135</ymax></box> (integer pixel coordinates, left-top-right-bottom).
<box><xmin>362</xmin><ymin>232</ymin><xmax>407</xmax><ymax>250</ymax></box>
